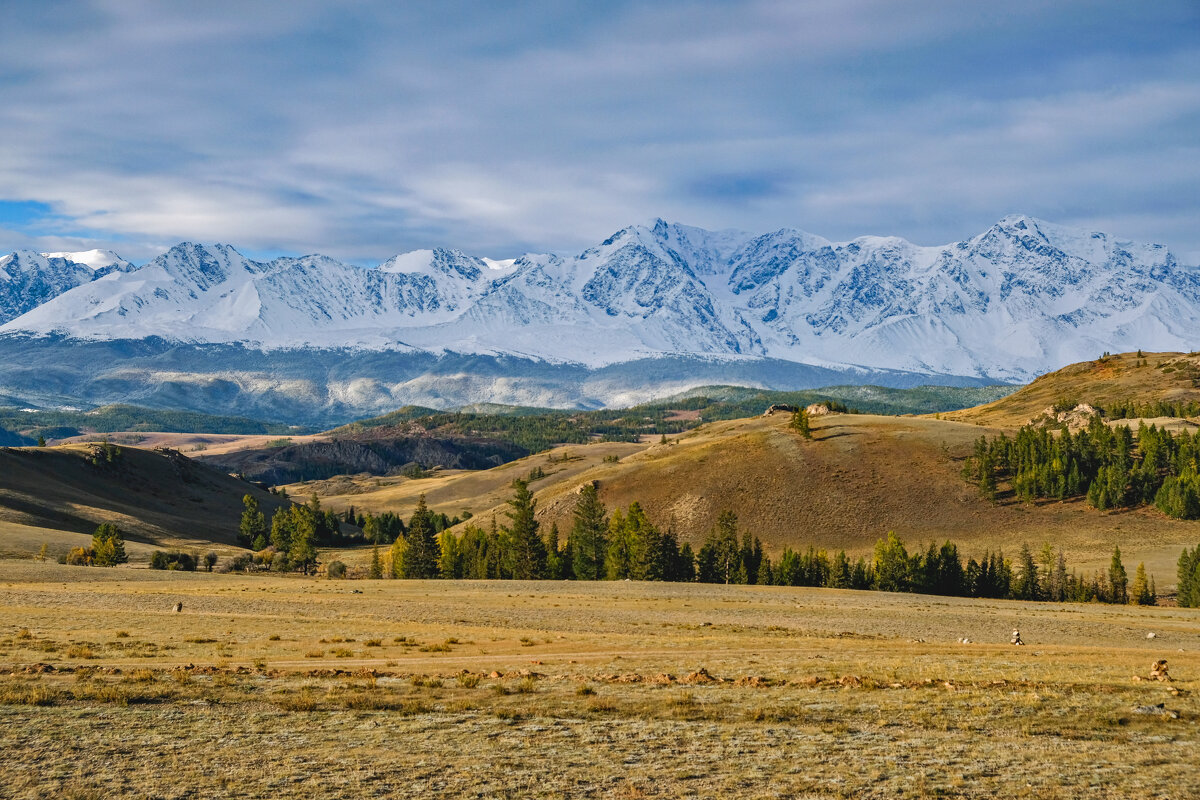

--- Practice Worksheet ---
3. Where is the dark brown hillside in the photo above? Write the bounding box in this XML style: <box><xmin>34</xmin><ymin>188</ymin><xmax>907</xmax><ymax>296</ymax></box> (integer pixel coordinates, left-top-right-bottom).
<box><xmin>0</xmin><ymin>444</ymin><xmax>288</xmax><ymax>557</ymax></box>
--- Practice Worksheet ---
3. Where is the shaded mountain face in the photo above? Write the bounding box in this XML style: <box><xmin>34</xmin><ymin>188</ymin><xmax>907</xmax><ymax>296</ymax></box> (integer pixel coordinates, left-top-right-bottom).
<box><xmin>1</xmin><ymin>216</ymin><xmax>1197</xmax><ymax>412</ymax></box>
<box><xmin>0</xmin><ymin>249</ymin><xmax>132</xmax><ymax>323</ymax></box>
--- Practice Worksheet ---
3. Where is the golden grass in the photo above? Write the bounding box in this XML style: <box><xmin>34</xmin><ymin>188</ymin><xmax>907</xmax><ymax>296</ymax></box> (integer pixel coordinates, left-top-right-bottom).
<box><xmin>945</xmin><ymin>350</ymin><xmax>1200</xmax><ymax>429</ymax></box>
<box><xmin>0</xmin><ymin>560</ymin><xmax>1198</xmax><ymax>797</ymax></box>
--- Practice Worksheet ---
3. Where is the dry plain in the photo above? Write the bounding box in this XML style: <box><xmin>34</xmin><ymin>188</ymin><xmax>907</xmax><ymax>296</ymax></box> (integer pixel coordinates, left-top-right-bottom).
<box><xmin>1</xmin><ymin>560</ymin><xmax>1198</xmax><ymax>799</ymax></box>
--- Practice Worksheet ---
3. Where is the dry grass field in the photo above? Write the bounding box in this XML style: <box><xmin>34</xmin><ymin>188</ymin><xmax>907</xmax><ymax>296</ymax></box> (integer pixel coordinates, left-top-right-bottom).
<box><xmin>944</xmin><ymin>351</ymin><xmax>1200</xmax><ymax>429</ymax></box>
<box><xmin>1</xmin><ymin>561</ymin><xmax>1198</xmax><ymax>799</ymax></box>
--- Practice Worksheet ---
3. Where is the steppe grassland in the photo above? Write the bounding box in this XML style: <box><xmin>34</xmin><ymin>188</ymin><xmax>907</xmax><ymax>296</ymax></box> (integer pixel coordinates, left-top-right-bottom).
<box><xmin>1</xmin><ymin>561</ymin><xmax>1198</xmax><ymax>799</ymax></box>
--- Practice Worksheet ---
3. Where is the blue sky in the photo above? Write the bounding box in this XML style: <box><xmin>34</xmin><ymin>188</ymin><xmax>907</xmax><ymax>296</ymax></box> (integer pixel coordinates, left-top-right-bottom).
<box><xmin>1</xmin><ymin>0</ymin><xmax>1197</xmax><ymax>264</ymax></box>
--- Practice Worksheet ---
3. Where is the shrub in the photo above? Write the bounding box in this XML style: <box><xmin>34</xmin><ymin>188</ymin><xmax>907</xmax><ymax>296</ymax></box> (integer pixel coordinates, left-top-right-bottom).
<box><xmin>149</xmin><ymin>551</ymin><xmax>197</xmax><ymax>571</ymax></box>
<box><xmin>327</xmin><ymin>560</ymin><xmax>347</xmax><ymax>579</ymax></box>
<box><xmin>65</xmin><ymin>547</ymin><xmax>92</xmax><ymax>566</ymax></box>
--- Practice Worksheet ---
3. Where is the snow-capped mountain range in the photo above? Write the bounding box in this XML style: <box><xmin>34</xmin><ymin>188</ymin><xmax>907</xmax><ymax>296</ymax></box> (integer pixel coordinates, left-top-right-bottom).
<box><xmin>3</xmin><ymin>216</ymin><xmax>1196</xmax><ymax>387</ymax></box>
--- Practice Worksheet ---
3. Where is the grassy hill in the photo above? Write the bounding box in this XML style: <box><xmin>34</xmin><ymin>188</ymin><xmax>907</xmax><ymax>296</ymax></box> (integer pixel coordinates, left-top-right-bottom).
<box><xmin>287</xmin><ymin>411</ymin><xmax>1200</xmax><ymax>581</ymax></box>
<box><xmin>0</xmin><ymin>443</ymin><xmax>288</xmax><ymax>560</ymax></box>
<box><xmin>943</xmin><ymin>351</ymin><xmax>1200</xmax><ymax>428</ymax></box>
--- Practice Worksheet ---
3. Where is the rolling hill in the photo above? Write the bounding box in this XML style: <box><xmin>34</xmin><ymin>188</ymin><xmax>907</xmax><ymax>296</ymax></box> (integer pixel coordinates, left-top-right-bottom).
<box><xmin>0</xmin><ymin>443</ymin><xmax>289</xmax><ymax>560</ymax></box>
<box><xmin>944</xmin><ymin>350</ymin><xmax>1200</xmax><ymax>428</ymax></box>
<box><xmin>287</xmin><ymin>410</ymin><xmax>1200</xmax><ymax>581</ymax></box>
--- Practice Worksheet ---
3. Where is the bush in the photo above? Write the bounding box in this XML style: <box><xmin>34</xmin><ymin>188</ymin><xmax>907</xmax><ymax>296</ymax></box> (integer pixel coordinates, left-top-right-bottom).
<box><xmin>65</xmin><ymin>547</ymin><xmax>92</xmax><ymax>566</ymax></box>
<box><xmin>149</xmin><ymin>551</ymin><xmax>197</xmax><ymax>571</ymax></box>
<box><xmin>327</xmin><ymin>560</ymin><xmax>347</xmax><ymax>579</ymax></box>
<box><xmin>227</xmin><ymin>554</ymin><xmax>254</xmax><ymax>572</ymax></box>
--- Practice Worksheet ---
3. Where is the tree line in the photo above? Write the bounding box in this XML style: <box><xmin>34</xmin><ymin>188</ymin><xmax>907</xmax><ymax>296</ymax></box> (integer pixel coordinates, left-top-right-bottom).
<box><xmin>328</xmin><ymin>479</ymin><xmax>1161</xmax><ymax>605</ymax></box>
<box><xmin>962</xmin><ymin>415</ymin><xmax>1200</xmax><ymax>518</ymax></box>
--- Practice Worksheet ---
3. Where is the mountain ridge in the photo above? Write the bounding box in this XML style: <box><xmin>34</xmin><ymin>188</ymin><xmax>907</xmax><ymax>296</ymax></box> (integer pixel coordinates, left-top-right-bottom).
<box><xmin>1</xmin><ymin>216</ymin><xmax>1197</xmax><ymax>412</ymax></box>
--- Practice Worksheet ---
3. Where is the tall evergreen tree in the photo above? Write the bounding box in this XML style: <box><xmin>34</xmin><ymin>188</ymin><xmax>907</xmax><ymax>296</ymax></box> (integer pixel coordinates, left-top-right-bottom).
<box><xmin>791</xmin><ymin>406</ymin><xmax>812</xmax><ymax>439</ymax></box>
<box><xmin>1179</xmin><ymin>544</ymin><xmax>1200</xmax><ymax>607</ymax></box>
<box><xmin>570</xmin><ymin>483</ymin><xmax>608</xmax><ymax>580</ymax></box>
<box><xmin>239</xmin><ymin>494</ymin><xmax>267</xmax><ymax>549</ymax></box>
<box><xmin>1130</xmin><ymin>562</ymin><xmax>1153</xmax><ymax>605</ymax></box>
<box><xmin>369</xmin><ymin>544</ymin><xmax>383</xmax><ymax>579</ymax></box>
<box><xmin>505</xmin><ymin>479</ymin><xmax>546</xmax><ymax>580</ymax></box>
<box><xmin>1012</xmin><ymin>543</ymin><xmax>1040</xmax><ymax>600</ymax></box>
<box><xmin>289</xmin><ymin>506</ymin><xmax>318</xmax><ymax>575</ymax></box>
<box><xmin>873</xmin><ymin>531</ymin><xmax>909</xmax><ymax>592</ymax></box>
<box><xmin>1109</xmin><ymin>546</ymin><xmax>1128</xmax><ymax>604</ymax></box>
<box><xmin>403</xmin><ymin>495</ymin><xmax>441</xmax><ymax>578</ymax></box>
<box><xmin>91</xmin><ymin>522</ymin><xmax>127</xmax><ymax>567</ymax></box>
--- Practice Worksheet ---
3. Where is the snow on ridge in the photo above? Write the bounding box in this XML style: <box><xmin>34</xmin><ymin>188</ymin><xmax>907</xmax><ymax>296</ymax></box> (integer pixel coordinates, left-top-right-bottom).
<box><xmin>39</xmin><ymin>249</ymin><xmax>128</xmax><ymax>271</ymax></box>
<box><xmin>3</xmin><ymin>216</ymin><xmax>1198</xmax><ymax>382</ymax></box>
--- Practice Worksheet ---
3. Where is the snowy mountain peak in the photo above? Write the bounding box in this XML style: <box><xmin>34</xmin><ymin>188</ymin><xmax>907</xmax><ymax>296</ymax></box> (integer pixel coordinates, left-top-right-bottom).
<box><xmin>39</xmin><ymin>248</ymin><xmax>131</xmax><ymax>272</ymax></box>
<box><xmin>2</xmin><ymin>217</ymin><xmax>1197</xmax><ymax>383</ymax></box>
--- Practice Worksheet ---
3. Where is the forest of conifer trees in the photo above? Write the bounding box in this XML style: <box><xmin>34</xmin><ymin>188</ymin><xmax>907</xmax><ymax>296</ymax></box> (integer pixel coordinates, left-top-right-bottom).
<box><xmin>961</xmin><ymin>414</ymin><xmax>1200</xmax><ymax>518</ymax></box>
<box><xmin>236</xmin><ymin>479</ymin><xmax>1170</xmax><ymax>606</ymax></box>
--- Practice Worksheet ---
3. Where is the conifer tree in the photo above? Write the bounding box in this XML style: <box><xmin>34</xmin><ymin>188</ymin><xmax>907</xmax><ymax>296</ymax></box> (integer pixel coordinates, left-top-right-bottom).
<box><xmin>605</xmin><ymin>507</ymin><xmax>634</xmax><ymax>580</ymax></box>
<box><xmin>505</xmin><ymin>479</ymin><xmax>546</xmax><ymax>580</ymax></box>
<box><xmin>791</xmin><ymin>407</ymin><xmax>812</xmax><ymax>439</ymax></box>
<box><xmin>1109</xmin><ymin>546</ymin><xmax>1128</xmax><ymax>604</ymax></box>
<box><xmin>91</xmin><ymin>522</ymin><xmax>127</xmax><ymax>567</ymax></box>
<box><xmin>369</xmin><ymin>544</ymin><xmax>383</xmax><ymax>579</ymax></box>
<box><xmin>570</xmin><ymin>483</ymin><xmax>607</xmax><ymax>580</ymax></box>
<box><xmin>239</xmin><ymin>495</ymin><xmax>267</xmax><ymax>549</ymax></box>
<box><xmin>403</xmin><ymin>495</ymin><xmax>440</xmax><ymax>578</ymax></box>
<box><xmin>1049</xmin><ymin>550</ymin><xmax>1068</xmax><ymax>602</ymax></box>
<box><xmin>1012</xmin><ymin>543</ymin><xmax>1040</xmax><ymax>600</ymax></box>
<box><xmin>1130</xmin><ymin>562</ymin><xmax>1152</xmax><ymax>605</ymax></box>
<box><xmin>289</xmin><ymin>506</ymin><xmax>318</xmax><ymax>575</ymax></box>
<box><xmin>439</xmin><ymin>530</ymin><xmax>462</xmax><ymax>579</ymax></box>
<box><xmin>1179</xmin><ymin>544</ymin><xmax>1200</xmax><ymax>607</ymax></box>
<box><xmin>873</xmin><ymin>531</ymin><xmax>909</xmax><ymax>593</ymax></box>
<box><xmin>544</xmin><ymin>522</ymin><xmax>564</xmax><ymax>579</ymax></box>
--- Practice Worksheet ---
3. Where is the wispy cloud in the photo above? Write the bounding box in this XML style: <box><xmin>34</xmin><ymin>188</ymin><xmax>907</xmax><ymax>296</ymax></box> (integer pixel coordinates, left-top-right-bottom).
<box><xmin>0</xmin><ymin>0</ymin><xmax>1197</xmax><ymax>263</ymax></box>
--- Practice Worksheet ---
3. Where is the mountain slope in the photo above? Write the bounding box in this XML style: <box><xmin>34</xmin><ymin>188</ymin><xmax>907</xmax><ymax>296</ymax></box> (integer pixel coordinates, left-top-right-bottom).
<box><xmin>0</xmin><ymin>250</ymin><xmax>132</xmax><ymax>324</ymax></box>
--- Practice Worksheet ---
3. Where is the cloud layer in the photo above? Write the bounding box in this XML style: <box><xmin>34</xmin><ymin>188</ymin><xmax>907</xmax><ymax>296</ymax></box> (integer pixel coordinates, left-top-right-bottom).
<box><xmin>2</xmin><ymin>0</ymin><xmax>1198</xmax><ymax>263</ymax></box>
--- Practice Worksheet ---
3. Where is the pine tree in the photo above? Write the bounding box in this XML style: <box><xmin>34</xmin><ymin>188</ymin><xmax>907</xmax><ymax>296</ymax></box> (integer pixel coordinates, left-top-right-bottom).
<box><xmin>873</xmin><ymin>531</ymin><xmax>909</xmax><ymax>592</ymax></box>
<box><xmin>239</xmin><ymin>495</ymin><xmax>267</xmax><ymax>548</ymax></box>
<box><xmin>505</xmin><ymin>479</ymin><xmax>546</xmax><ymax>580</ymax></box>
<box><xmin>389</xmin><ymin>535</ymin><xmax>406</xmax><ymax>579</ymax></box>
<box><xmin>91</xmin><ymin>522</ymin><xmax>127</xmax><ymax>567</ymax></box>
<box><xmin>1176</xmin><ymin>545</ymin><xmax>1200</xmax><ymax>607</ymax></box>
<box><xmin>439</xmin><ymin>530</ymin><xmax>462</xmax><ymax>579</ymax></box>
<box><xmin>1109</xmin><ymin>546</ymin><xmax>1129</xmax><ymax>604</ymax></box>
<box><xmin>369</xmin><ymin>544</ymin><xmax>383</xmax><ymax>579</ymax></box>
<box><xmin>1049</xmin><ymin>551</ymin><xmax>1068</xmax><ymax>602</ymax></box>
<box><xmin>605</xmin><ymin>508</ymin><xmax>633</xmax><ymax>580</ymax></box>
<box><xmin>403</xmin><ymin>495</ymin><xmax>440</xmax><ymax>578</ymax></box>
<box><xmin>289</xmin><ymin>506</ymin><xmax>318</xmax><ymax>575</ymax></box>
<box><xmin>543</xmin><ymin>522</ymin><xmax>564</xmax><ymax>579</ymax></box>
<box><xmin>1130</xmin><ymin>562</ymin><xmax>1153</xmax><ymax>605</ymax></box>
<box><xmin>36</xmin><ymin>434</ymin><xmax>46</xmax><ymax>447</ymax></box>
<box><xmin>570</xmin><ymin>483</ymin><xmax>608</xmax><ymax>580</ymax></box>
<box><xmin>1012</xmin><ymin>543</ymin><xmax>1040</xmax><ymax>600</ymax></box>
<box><xmin>791</xmin><ymin>407</ymin><xmax>812</xmax><ymax>439</ymax></box>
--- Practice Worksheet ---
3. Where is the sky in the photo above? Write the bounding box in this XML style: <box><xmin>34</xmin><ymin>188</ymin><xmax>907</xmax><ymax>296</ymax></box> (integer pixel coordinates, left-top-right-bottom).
<box><xmin>1</xmin><ymin>0</ymin><xmax>1198</xmax><ymax>265</ymax></box>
